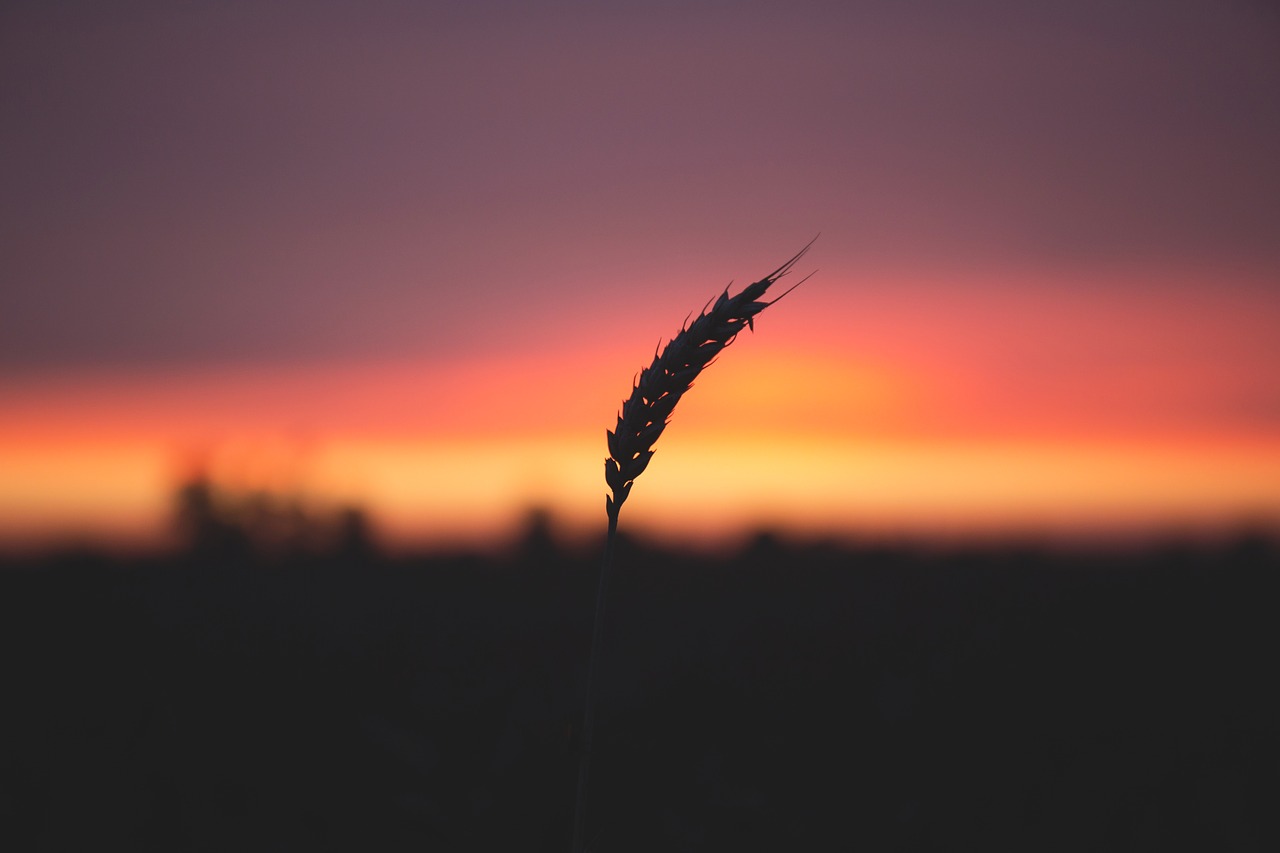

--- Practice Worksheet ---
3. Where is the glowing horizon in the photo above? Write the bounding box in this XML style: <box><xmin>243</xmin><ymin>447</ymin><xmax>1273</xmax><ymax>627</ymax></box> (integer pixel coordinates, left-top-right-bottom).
<box><xmin>4</xmin><ymin>421</ymin><xmax>1278</xmax><ymax>554</ymax></box>
<box><xmin>4</xmin><ymin>269</ymin><xmax>1278</xmax><ymax>553</ymax></box>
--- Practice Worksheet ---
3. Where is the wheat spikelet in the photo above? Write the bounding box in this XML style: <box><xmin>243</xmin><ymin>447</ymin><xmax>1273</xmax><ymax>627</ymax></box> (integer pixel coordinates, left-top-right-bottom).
<box><xmin>603</xmin><ymin>239</ymin><xmax>814</xmax><ymax>522</ymax></box>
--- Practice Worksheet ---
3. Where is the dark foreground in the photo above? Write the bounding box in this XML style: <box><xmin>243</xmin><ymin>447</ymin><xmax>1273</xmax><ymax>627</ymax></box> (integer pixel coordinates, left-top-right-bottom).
<box><xmin>1</xmin><ymin>532</ymin><xmax>1276</xmax><ymax>851</ymax></box>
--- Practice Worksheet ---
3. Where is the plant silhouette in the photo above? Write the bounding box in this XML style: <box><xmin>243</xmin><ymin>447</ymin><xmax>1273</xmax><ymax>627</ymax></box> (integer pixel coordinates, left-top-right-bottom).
<box><xmin>572</xmin><ymin>240</ymin><xmax>815</xmax><ymax>852</ymax></box>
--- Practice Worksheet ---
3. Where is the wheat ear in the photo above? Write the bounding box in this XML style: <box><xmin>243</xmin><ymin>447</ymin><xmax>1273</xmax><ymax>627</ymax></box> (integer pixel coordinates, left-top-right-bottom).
<box><xmin>604</xmin><ymin>241</ymin><xmax>814</xmax><ymax>524</ymax></box>
<box><xmin>572</xmin><ymin>240</ymin><xmax>814</xmax><ymax>853</ymax></box>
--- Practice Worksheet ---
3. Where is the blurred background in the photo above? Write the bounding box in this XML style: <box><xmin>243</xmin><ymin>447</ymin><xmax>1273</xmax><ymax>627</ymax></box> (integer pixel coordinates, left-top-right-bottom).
<box><xmin>3</xmin><ymin>3</ymin><xmax>1280</xmax><ymax>850</ymax></box>
<box><xmin>3</xmin><ymin>0</ymin><xmax>1278</xmax><ymax>554</ymax></box>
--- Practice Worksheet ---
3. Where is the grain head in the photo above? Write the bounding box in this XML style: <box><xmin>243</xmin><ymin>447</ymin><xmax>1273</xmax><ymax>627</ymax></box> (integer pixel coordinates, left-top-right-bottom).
<box><xmin>604</xmin><ymin>240</ymin><xmax>814</xmax><ymax>522</ymax></box>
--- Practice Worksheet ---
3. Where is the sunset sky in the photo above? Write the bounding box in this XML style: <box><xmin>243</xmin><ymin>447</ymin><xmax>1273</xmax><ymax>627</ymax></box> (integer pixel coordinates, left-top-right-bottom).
<box><xmin>2</xmin><ymin>0</ymin><xmax>1279</xmax><ymax>551</ymax></box>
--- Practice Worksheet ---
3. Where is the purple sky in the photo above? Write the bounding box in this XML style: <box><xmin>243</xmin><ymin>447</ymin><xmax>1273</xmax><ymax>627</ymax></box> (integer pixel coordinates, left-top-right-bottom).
<box><xmin>3</xmin><ymin>0</ymin><xmax>1278</xmax><ymax>372</ymax></box>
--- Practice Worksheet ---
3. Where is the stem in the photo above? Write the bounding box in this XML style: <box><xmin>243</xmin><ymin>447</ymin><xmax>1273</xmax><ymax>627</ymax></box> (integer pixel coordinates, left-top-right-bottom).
<box><xmin>571</xmin><ymin>509</ymin><xmax>619</xmax><ymax>853</ymax></box>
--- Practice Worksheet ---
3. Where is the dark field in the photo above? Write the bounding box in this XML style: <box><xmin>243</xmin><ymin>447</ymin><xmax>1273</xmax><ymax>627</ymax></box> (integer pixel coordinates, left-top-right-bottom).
<box><xmin>1</xmin><ymin>526</ymin><xmax>1275</xmax><ymax>851</ymax></box>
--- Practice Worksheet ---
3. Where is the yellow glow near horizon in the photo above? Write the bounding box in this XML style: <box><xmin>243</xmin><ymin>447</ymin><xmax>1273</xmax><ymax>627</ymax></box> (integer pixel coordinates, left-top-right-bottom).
<box><xmin>0</xmin><ymin>443</ymin><xmax>173</xmax><ymax>549</ymax></box>
<box><xmin>4</xmin><ymin>430</ymin><xmax>1279</xmax><ymax>552</ymax></box>
<box><xmin>627</xmin><ymin>434</ymin><xmax>1280</xmax><ymax>538</ymax></box>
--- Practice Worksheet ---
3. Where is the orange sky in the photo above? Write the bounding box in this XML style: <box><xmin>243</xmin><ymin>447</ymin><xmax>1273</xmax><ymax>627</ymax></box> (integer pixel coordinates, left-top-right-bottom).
<box><xmin>4</xmin><ymin>266</ymin><xmax>1278</xmax><ymax>552</ymax></box>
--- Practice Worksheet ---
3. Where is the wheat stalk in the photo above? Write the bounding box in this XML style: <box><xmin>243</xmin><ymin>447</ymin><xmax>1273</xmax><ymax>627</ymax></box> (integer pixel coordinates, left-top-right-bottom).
<box><xmin>572</xmin><ymin>239</ymin><xmax>814</xmax><ymax>852</ymax></box>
